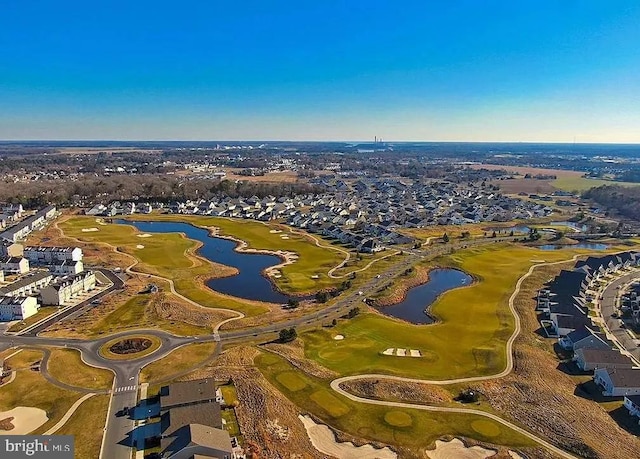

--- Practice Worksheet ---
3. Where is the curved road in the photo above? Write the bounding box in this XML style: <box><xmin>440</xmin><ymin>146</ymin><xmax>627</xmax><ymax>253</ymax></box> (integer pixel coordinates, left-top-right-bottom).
<box><xmin>330</xmin><ymin>255</ymin><xmax>583</xmax><ymax>459</ymax></box>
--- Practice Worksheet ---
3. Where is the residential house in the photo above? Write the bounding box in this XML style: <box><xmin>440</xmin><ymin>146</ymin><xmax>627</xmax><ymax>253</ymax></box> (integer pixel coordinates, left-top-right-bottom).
<box><xmin>0</xmin><ymin>295</ymin><xmax>39</xmax><ymax>321</ymax></box>
<box><xmin>574</xmin><ymin>348</ymin><xmax>635</xmax><ymax>371</ymax></box>
<box><xmin>594</xmin><ymin>368</ymin><xmax>640</xmax><ymax>396</ymax></box>
<box><xmin>0</xmin><ymin>257</ymin><xmax>29</xmax><ymax>274</ymax></box>
<box><xmin>0</xmin><ymin>272</ymin><xmax>54</xmax><ymax>297</ymax></box>
<box><xmin>40</xmin><ymin>271</ymin><xmax>96</xmax><ymax>306</ymax></box>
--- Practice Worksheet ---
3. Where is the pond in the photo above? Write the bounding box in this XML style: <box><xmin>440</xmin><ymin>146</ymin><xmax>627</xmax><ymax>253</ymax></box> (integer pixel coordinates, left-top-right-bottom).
<box><xmin>376</xmin><ymin>268</ymin><xmax>473</xmax><ymax>324</ymax></box>
<box><xmin>539</xmin><ymin>242</ymin><xmax>608</xmax><ymax>251</ymax></box>
<box><xmin>118</xmin><ymin>220</ymin><xmax>292</xmax><ymax>304</ymax></box>
<box><xmin>549</xmin><ymin>221</ymin><xmax>588</xmax><ymax>232</ymax></box>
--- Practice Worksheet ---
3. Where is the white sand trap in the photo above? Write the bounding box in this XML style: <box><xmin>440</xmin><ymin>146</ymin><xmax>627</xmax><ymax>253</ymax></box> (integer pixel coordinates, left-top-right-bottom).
<box><xmin>300</xmin><ymin>415</ymin><xmax>397</xmax><ymax>459</ymax></box>
<box><xmin>410</xmin><ymin>349</ymin><xmax>421</xmax><ymax>357</ymax></box>
<box><xmin>427</xmin><ymin>438</ymin><xmax>495</xmax><ymax>459</ymax></box>
<box><xmin>382</xmin><ymin>348</ymin><xmax>395</xmax><ymax>356</ymax></box>
<box><xmin>136</xmin><ymin>245</ymin><xmax>145</xmax><ymax>249</ymax></box>
<box><xmin>273</xmin><ymin>274</ymin><xmax>282</xmax><ymax>279</ymax></box>
<box><xmin>81</xmin><ymin>227</ymin><xmax>99</xmax><ymax>232</ymax></box>
<box><xmin>95</xmin><ymin>219</ymin><xmax>107</xmax><ymax>225</ymax></box>
<box><xmin>508</xmin><ymin>451</ymin><xmax>525</xmax><ymax>459</ymax></box>
<box><xmin>334</xmin><ymin>335</ymin><xmax>344</xmax><ymax>340</ymax></box>
<box><xmin>137</xmin><ymin>233</ymin><xmax>153</xmax><ymax>238</ymax></box>
<box><xmin>311</xmin><ymin>275</ymin><xmax>319</xmax><ymax>279</ymax></box>
<box><xmin>396</xmin><ymin>348</ymin><xmax>406</xmax><ymax>357</ymax></box>
<box><xmin>0</xmin><ymin>407</ymin><xmax>49</xmax><ymax>435</ymax></box>
<box><xmin>269</xmin><ymin>229</ymin><xmax>282</xmax><ymax>234</ymax></box>
<box><xmin>280</xmin><ymin>235</ymin><xmax>290</xmax><ymax>240</ymax></box>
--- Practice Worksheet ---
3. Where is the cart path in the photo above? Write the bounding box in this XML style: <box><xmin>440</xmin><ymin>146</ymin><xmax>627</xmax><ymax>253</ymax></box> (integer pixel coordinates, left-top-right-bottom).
<box><xmin>330</xmin><ymin>256</ymin><xmax>582</xmax><ymax>459</ymax></box>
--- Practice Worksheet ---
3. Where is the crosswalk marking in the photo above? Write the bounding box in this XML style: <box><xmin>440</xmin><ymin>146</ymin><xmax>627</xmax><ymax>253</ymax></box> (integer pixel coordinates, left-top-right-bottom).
<box><xmin>114</xmin><ymin>385</ymin><xmax>137</xmax><ymax>393</ymax></box>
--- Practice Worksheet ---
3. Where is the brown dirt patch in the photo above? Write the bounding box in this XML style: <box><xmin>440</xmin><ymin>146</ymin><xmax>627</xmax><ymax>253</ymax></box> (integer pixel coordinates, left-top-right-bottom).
<box><xmin>0</xmin><ymin>416</ymin><xmax>15</xmax><ymax>431</ymax></box>
<box><xmin>340</xmin><ymin>378</ymin><xmax>452</xmax><ymax>406</ymax></box>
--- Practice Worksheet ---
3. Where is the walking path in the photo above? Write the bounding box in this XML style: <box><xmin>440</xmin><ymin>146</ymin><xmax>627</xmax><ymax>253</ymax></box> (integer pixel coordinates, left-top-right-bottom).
<box><xmin>43</xmin><ymin>392</ymin><xmax>96</xmax><ymax>435</ymax></box>
<box><xmin>330</xmin><ymin>256</ymin><xmax>583</xmax><ymax>459</ymax></box>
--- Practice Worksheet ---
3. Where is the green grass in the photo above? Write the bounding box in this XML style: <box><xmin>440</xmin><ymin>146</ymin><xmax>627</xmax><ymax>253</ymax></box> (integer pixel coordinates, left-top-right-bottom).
<box><xmin>220</xmin><ymin>383</ymin><xmax>239</xmax><ymax>406</ymax></box>
<box><xmin>221</xmin><ymin>408</ymin><xmax>243</xmax><ymax>441</ymax></box>
<box><xmin>60</xmin><ymin>216</ymin><xmax>267</xmax><ymax>316</ymax></box>
<box><xmin>255</xmin><ymin>350</ymin><xmax>535</xmax><ymax>450</ymax></box>
<box><xmin>276</xmin><ymin>371</ymin><xmax>308</xmax><ymax>392</ymax></box>
<box><xmin>0</xmin><ymin>349</ymin><xmax>84</xmax><ymax>434</ymax></box>
<box><xmin>124</xmin><ymin>214</ymin><xmax>348</xmax><ymax>293</ymax></box>
<box><xmin>47</xmin><ymin>349</ymin><xmax>114</xmax><ymax>390</ymax></box>
<box><xmin>56</xmin><ymin>394</ymin><xmax>110</xmax><ymax>459</ymax></box>
<box><xmin>139</xmin><ymin>342</ymin><xmax>217</xmax><ymax>383</ymax></box>
<box><xmin>88</xmin><ymin>294</ymin><xmax>210</xmax><ymax>337</ymax></box>
<box><xmin>552</xmin><ymin>176</ymin><xmax>640</xmax><ymax>192</ymax></box>
<box><xmin>303</xmin><ymin>243</ymin><xmax>618</xmax><ymax>380</ymax></box>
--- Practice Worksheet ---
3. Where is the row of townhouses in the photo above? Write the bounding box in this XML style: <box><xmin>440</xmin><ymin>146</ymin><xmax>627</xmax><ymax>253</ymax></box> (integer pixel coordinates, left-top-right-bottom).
<box><xmin>0</xmin><ymin>243</ymin><xmax>94</xmax><ymax>322</ymax></box>
<box><xmin>0</xmin><ymin>205</ymin><xmax>57</xmax><ymax>243</ymax></box>
<box><xmin>537</xmin><ymin>251</ymin><xmax>640</xmax><ymax>424</ymax></box>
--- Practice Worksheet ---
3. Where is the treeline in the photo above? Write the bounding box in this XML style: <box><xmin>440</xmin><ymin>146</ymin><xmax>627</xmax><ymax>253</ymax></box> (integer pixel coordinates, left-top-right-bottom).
<box><xmin>583</xmin><ymin>185</ymin><xmax>640</xmax><ymax>221</ymax></box>
<box><xmin>0</xmin><ymin>175</ymin><xmax>323</xmax><ymax>208</ymax></box>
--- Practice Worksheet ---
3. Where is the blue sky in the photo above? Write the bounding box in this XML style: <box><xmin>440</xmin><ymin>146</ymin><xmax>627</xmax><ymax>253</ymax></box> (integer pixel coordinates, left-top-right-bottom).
<box><xmin>1</xmin><ymin>1</ymin><xmax>640</xmax><ymax>142</ymax></box>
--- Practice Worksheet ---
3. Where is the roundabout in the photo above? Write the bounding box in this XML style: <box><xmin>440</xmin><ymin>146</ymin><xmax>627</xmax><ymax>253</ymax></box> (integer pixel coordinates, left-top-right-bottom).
<box><xmin>98</xmin><ymin>334</ymin><xmax>163</xmax><ymax>361</ymax></box>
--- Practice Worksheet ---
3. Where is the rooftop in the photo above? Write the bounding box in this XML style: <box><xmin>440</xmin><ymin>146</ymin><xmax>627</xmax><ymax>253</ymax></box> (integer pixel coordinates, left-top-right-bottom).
<box><xmin>160</xmin><ymin>378</ymin><xmax>218</xmax><ymax>409</ymax></box>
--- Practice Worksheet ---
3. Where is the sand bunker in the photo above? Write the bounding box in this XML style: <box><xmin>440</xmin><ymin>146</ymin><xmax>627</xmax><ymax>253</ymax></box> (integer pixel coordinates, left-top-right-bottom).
<box><xmin>269</xmin><ymin>229</ymin><xmax>282</xmax><ymax>234</ymax></box>
<box><xmin>334</xmin><ymin>335</ymin><xmax>344</xmax><ymax>340</ymax></box>
<box><xmin>300</xmin><ymin>415</ymin><xmax>397</xmax><ymax>459</ymax></box>
<box><xmin>0</xmin><ymin>407</ymin><xmax>48</xmax><ymax>435</ymax></box>
<box><xmin>280</xmin><ymin>235</ymin><xmax>290</xmax><ymax>240</ymax></box>
<box><xmin>81</xmin><ymin>227</ymin><xmax>99</xmax><ymax>232</ymax></box>
<box><xmin>137</xmin><ymin>233</ymin><xmax>153</xmax><ymax>238</ymax></box>
<box><xmin>311</xmin><ymin>275</ymin><xmax>319</xmax><ymax>279</ymax></box>
<box><xmin>427</xmin><ymin>438</ymin><xmax>495</xmax><ymax>459</ymax></box>
<box><xmin>508</xmin><ymin>451</ymin><xmax>525</xmax><ymax>459</ymax></box>
<box><xmin>382</xmin><ymin>348</ymin><xmax>422</xmax><ymax>357</ymax></box>
<box><xmin>95</xmin><ymin>219</ymin><xmax>107</xmax><ymax>226</ymax></box>
<box><xmin>136</xmin><ymin>245</ymin><xmax>145</xmax><ymax>249</ymax></box>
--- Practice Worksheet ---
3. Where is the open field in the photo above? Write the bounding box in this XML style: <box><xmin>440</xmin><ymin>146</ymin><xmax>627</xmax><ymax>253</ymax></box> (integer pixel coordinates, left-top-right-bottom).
<box><xmin>59</xmin><ymin>216</ymin><xmax>268</xmax><ymax>317</ymax></box>
<box><xmin>55</xmin><ymin>394</ymin><xmax>110</xmax><ymax>459</ymax></box>
<box><xmin>256</xmin><ymin>351</ymin><xmax>536</xmax><ymax>453</ymax></box>
<box><xmin>0</xmin><ymin>349</ymin><xmax>83</xmax><ymax>434</ymax></box>
<box><xmin>46</xmin><ymin>349</ymin><xmax>113</xmax><ymax>390</ymax></box>
<box><xmin>123</xmin><ymin>214</ymin><xmax>348</xmax><ymax>293</ymax></box>
<box><xmin>470</xmin><ymin>164</ymin><xmax>640</xmax><ymax>193</ymax></box>
<box><xmin>140</xmin><ymin>342</ymin><xmax>217</xmax><ymax>383</ymax></box>
<box><xmin>303</xmin><ymin>244</ymin><xmax>621</xmax><ymax>380</ymax></box>
<box><xmin>88</xmin><ymin>293</ymin><xmax>214</xmax><ymax>336</ymax></box>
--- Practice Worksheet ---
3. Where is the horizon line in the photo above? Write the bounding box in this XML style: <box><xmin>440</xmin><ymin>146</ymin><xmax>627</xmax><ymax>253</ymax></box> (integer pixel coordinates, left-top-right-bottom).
<box><xmin>2</xmin><ymin>139</ymin><xmax>640</xmax><ymax>146</ymax></box>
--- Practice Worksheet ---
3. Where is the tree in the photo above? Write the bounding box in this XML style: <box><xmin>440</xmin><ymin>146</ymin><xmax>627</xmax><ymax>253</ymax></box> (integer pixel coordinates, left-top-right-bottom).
<box><xmin>286</xmin><ymin>299</ymin><xmax>299</xmax><ymax>309</ymax></box>
<box><xmin>279</xmin><ymin>328</ymin><xmax>297</xmax><ymax>343</ymax></box>
<box><xmin>491</xmin><ymin>231</ymin><xmax>497</xmax><ymax>238</ymax></box>
<box><xmin>315</xmin><ymin>291</ymin><xmax>329</xmax><ymax>303</ymax></box>
<box><xmin>331</xmin><ymin>318</ymin><xmax>337</xmax><ymax>327</ymax></box>
<box><xmin>442</xmin><ymin>232</ymin><xmax>449</xmax><ymax>243</ymax></box>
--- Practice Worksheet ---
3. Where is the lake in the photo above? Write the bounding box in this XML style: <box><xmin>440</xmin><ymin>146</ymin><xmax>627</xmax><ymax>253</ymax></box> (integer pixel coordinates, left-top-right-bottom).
<box><xmin>539</xmin><ymin>242</ymin><xmax>608</xmax><ymax>251</ymax></box>
<box><xmin>376</xmin><ymin>268</ymin><xmax>473</xmax><ymax>324</ymax></box>
<box><xmin>118</xmin><ymin>220</ymin><xmax>292</xmax><ymax>304</ymax></box>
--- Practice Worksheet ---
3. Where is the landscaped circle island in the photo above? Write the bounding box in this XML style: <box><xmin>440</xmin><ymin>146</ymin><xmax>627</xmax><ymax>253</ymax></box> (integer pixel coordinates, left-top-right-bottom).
<box><xmin>99</xmin><ymin>335</ymin><xmax>162</xmax><ymax>360</ymax></box>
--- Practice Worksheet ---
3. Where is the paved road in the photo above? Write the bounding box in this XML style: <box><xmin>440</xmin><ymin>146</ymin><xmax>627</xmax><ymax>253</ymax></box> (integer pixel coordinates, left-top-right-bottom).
<box><xmin>0</xmin><ymin>235</ymin><xmax>520</xmax><ymax>459</ymax></box>
<box><xmin>598</xmin><ymin>271</ymin><xmax>640</xmax><ymax>363</ymax></box>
